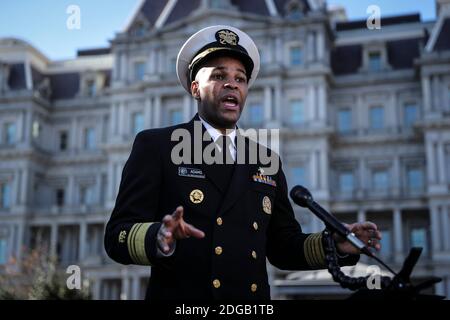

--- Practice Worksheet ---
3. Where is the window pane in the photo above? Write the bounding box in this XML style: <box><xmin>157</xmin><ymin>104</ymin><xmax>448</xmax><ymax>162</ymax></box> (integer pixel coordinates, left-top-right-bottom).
<box><xmin>84</xmin><ymin>128</ymin><xmax>96</xmax><ymax>150</ymax></box>
<box><xmin>373</xmin><ymin>170</ymin><xmax>388</xmax><ymax>190</ymax></box>
<box><xmin>134</xmin><ymin>62</ymin><xmax>146</xmax><ymax>81</ymax></box>
<box><xmin>59</xmin><ymin>131</ymin><xmax>68</xmax><ymax>150</ymax></box>
<box><xmin>6</xmin><ymin>123</ymin><xmax>16</xmax><ymax>144</ymax></box>
<box><xmin>411</xmin><ymin>228</ymin><xmax>427</xmax><ymax>255</ymax></box>
<box><xmin>339</xmin><ymin>172</ymin><xmax>354</xmax><ymax>192</ymax></box>
<box><xmin>56</xmin><ymin>189</ymin><xmax>65</xmax><ymax>207</ymax></box>
<box><xmin>369</xmin><ymin>106</ymin><xmax>384</xmax><ymax>130</ymax></box>
<box><xmin>32</xmin><ymin>121</ymin><xmax>40</xmax><ymax>138</ymax></box>
<box><xmin>290</xmin><ymin>46</ymin><xmax>302</xmax><ymax>65</ymax></box>
<box><xmin>132</xmin><ymin>112</ymin><xmax>144</xmax><ymax>136</ymax></box>
<box><xmin>290</xmin><ymin>100</ymin><xmax>304</xmax><ymax>124</ymax></box>
<box><xmin>379</xmin><ymin>229</ymin><xmax>392</xmax><ymax>257</ymax></box>
<box><xmin>407</xmin><ymin>168</ymin><xmax>423</xmax><ymax>191</ymax></box>
<box><xmin>80</xmin><ymin>186</ymin><xmax>95</xmax><ymax>205</ymax></box>
<box><xmin>369</xmin><ymin>52</ymin><xmax>381</xmax><ymax>72</ymax></box>
<box><xmin>169</xmin><ymin>109</ymin><xmax>183</xmax><ymax>125</ymax></box>
<box><xmin>404</xmin><ymin>103</ymin><xmax>418</xmax><ymax>127</ymax></box>
<box><xmin>337</xmin><ymin>109</ymin><xmax>352</xmax><ymax>133</ymax></box>
<box><xmin>292</xmin><ymin>167</ymin><xmax>305</xmax><ymax>185</ymax></box>
<box><xmin>86</xmin><ymin>80</ymin><xmax>96</xmax><ymax>96</ymax></box>
<box><xmin>0</xmin><ymin>239</ymin><xmax>7</xmax><ymax>264</ymax></box>
<box><xmin>248</xmin><ymin>104</ymin><xmax>263</xmax><ymax>124</ymax></box>
<box><xmin>1</xmin><ymin>183</ymin><xmax>11</xmax><ymax>208</ymax></box>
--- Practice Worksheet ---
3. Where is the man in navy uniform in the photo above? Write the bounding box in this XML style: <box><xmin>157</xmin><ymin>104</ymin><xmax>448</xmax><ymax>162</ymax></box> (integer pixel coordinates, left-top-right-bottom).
<box><xmin>104</xmin><ymin>25</ymin><xmax>382</xmax><ymax>300</ymax></box>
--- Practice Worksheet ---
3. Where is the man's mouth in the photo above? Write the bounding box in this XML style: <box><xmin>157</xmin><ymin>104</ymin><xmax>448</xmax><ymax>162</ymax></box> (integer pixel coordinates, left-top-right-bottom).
<box><xmin>220</xmin><ymin>95</ymin><xmax>240</xmax><ymax>110</ymax></box>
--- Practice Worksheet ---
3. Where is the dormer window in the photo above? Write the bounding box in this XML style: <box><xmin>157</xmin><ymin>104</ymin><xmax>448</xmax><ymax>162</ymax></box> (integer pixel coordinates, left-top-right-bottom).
<box><xmin>286</xmin><ymin>0</ymin><xmax>304</xmax><ymax>20</ymax></box>
<box><xmin>133</xmin><ymin>23</ymin><xmax>146</xmax><ymax>37</ymax></box>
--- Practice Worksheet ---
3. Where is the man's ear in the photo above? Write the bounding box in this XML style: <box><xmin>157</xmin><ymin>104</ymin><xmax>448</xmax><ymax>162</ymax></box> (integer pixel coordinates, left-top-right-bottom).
<box><xmin>191</xmin><ymin>81</ymin><xmax>200</xmax><ymax>100</ymax></box>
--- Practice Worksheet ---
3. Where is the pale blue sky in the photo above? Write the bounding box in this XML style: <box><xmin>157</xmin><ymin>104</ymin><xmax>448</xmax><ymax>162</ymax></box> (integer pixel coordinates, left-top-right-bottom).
<box><xmin>0</xmin><ymin>0</ymin><xmax>436</xmax><ymax>60</ymax></box>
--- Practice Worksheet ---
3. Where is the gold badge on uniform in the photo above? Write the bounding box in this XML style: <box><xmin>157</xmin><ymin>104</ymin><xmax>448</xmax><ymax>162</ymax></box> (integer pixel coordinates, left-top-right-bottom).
<box><xmin>216</xmin><ymin>29</ymin><xmax>239</xmax><ymax>46</ymax></box>
<box><xmin>190</xmin><ymin>189</ymin><xmax>204</xmax><ymax>204</ymax></box>
<box><xmin>262</xmin><ymin>196</ymin><xmax>272</xmax><ymax>214</ymax></box>
<box><xmin>118</xmin><ymin>230</ymin><xmax>127</xmax><ymax>243</ymax></box>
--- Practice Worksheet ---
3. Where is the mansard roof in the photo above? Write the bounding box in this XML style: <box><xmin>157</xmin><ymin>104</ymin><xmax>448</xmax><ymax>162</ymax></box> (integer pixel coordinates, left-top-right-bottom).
<box><xmin>124</xmin><ymin>0</ymin><xmax>314</xmax><ymax>33</ymax></box>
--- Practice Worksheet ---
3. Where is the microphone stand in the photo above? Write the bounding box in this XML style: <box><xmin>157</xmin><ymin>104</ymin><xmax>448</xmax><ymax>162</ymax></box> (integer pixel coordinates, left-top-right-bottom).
<box><xmin>290</xmin><ymin>186</ymin><xmax>444</xmax><ymax>300</ymax></box>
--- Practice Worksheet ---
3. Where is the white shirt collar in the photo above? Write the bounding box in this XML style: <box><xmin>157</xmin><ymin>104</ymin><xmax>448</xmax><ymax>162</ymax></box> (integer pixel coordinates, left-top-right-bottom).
<box><xmin>199</xmin><ymin>115</ymin><xmax>236</xmax><ymax>148</ymax></box>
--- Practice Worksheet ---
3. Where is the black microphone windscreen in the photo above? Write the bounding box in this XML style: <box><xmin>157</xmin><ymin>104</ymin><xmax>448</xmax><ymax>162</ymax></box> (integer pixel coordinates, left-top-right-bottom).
<box><xmin>289</xmin><ymin>185</ymin><xmax>312</xmax><ymax>208</ymax></box>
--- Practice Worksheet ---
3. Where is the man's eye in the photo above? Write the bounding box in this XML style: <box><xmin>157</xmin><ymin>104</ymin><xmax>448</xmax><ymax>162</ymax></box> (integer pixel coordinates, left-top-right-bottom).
<box><xmin>236</xmin><ymin>77</ymin><xmax>246</xmax><ymax>83</ymax></box>
<box><xmin>213</xmin><ymin>74</ymin><xmax>224</xmax><ymax>80</ymax></box>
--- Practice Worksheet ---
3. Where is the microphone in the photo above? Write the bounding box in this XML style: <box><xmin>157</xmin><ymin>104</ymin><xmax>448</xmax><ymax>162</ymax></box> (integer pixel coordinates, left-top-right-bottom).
<box><xmin>290</xmin><ymin>185</ymin><xmax>373</xmax><ymax>257</ymax></box>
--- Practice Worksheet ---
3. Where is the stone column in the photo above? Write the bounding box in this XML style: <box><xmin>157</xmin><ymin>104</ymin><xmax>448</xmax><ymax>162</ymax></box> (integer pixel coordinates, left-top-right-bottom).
<box><xmin>393</xmin><ymin>208</ymin><xmax>403</xmax><ymax>259</ymax></box>
<box><xmin>183</xmin><ymin>95</ymin><xmax>191</xmax><ymax>122</ymax></box>
<box><xmin>13</xmin><ymin>169</ymin><xmax>20</xmax><ymax>206</ymax></box>
<box><xmin>23</xmin><ymin>110</ymin><xmax>32</xmax><ymax>144</ymax></box>
<box><xmin>432</xmin><ymin>76</ymin><xmax>440</xmax><ymax>111</ymax></box>
<box><xmin>24</xmin><ymin>58</ymin><xmax>32</xmax><ymax>90</ymax></box>
<box><xmin>144</xmin><ymin>97</ymin><xmax>152</xmax><ymax>129</ymax></box>
<box><xmin>426</xmin><ymin>141</ymin><xmax>436</xmax><ymax>185</ymax></box>
<box><xmin>50</xmin><ymin>223</ymin><xmax>58</xmax><ymax>257</ymax></box>
<box><xmin>392</xmin><ymin>155</ymin><xmax>400</xmax><ymax>195</ymax></box>
<box><xmin>274</xmin><ymin>85</ymin><xmax>282</xmax><ymax>123</ymax></box>
<box><xmin>93</xmin><ymin>278</ymin><xmax>101</xmax><ymax>300</ymax></box>
<box><xmin>71</xmin><ymin>117</ymin><xmax>77</xmax><ymax>150</ymax></box>
<box><xmin>320</xmin><ymin>148</ymin><xmax>328</xmax><ymax>190</ymax></box>
<box><xmin>121</xmin><ymin>271</ymin><xmax>130</xmax><ymax>300</ymax></box>
<box><xmin>79</xmin><ymin>221</ymin><xmax>86</xmax><ymax>262</ymax></box>
<box><xmin>422</xmin><ymin>76</ymin><xmax>431</xmax><ymax>111</ymax></box>
<box><xmin>110</xmin><ymin>103</ymin><xmax>117</xmax><ymax>137</ymax></box>
<box><xmin>430</xmin><ymin>205</ymin><xmax>441</xmax><ymax>252</ymax></box>
<box><xmin>20</xmin><ymin>169</ymin><xmax>28</xmax><ymax>205</ymax></box>
<box><xmin>442</xmin><ymin>205</ymin><xmax>449</xmax><ymax>251</ymax></box>
<box><xmin>309</xmin><ymin>85</ymin><xmax>316</xmax><ymax>122</ymax></box>
<box><xmin>17</xmin><ymin>111</ymin><xmax>24</xmax><ymax>142</ymax></box>
<box><xmin>120</xmin><ymin>53</ymin><xmax>127</xmax><ymax>82</ymax></box>
<box><xmin>310</xmin><ymin>151</ymin><xmax>318</xmax><ymax>190</ymax></box>
<box><xmin>307</xmin><ymin>31</ymin><xmax>315</xmax><ymax>62</ymax></box>
<box><xmin>318</xmin><ymin>85</ymin><xmax>326</xmax><ymax>123</ymax></box>
<box><xmin>131</xmin><ymin>276</ymin><xmax>140</xmax><ymax>300</ymax></box>
<box><xmin>153</xmin><ymin>96</ymin><xmax>162</xmax><ymax>127</ymax></box>
<box><xmin>15</xmin><ymin>223</ymin><xmax>24</xmax><ymax>261</ymax></box>
<box><xmin>437</xmin><ymin>142</ymin><xmax>447</xmax><ymax>184</ymax></box>
<box><xmin>316</xmin><ymin>31</ymin><xmax>325</xmax><ymax>61</ymax></box>
<box><xmin>357</xmin><ymin>209</ymin><xmax>366</xmax><ymax>223</ymax></box>
<box><xmin>67</xmin><ymin>175</ymin><xmax>75</xmax><ymax>206</ymax></box>
<box><xmin>107</xmin><ymin>162</ymin><xmax>115</xmax><ymax>203</ymax></box>
<box><xmin>117</xmin><ymin>102</ymin><xmax>125</xmax><ymax>138</ymax></box>
<box><xmin>264</xmin><ymin>86</ymin><xmax>272</xmax><ymax>123</ymax></box>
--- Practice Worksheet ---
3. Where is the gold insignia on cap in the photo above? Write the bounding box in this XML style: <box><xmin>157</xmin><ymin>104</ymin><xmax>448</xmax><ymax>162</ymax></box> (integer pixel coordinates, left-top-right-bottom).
<box><xmin>190</xmin><ymin>189</ymin><xmax>204</xmax><ymax>204</ymax></box>
<box><xmin>262</xmin><ymin>196</ymin><xmax>272</xmax><ymax>214</ymax></box>
<box><xmin>217</xmin><ymin>29</ymin><xmax>238</xmax><ymax>45</ymax></box>
<box><xmin>118</xmin><ymin>230</ymin><xmax>127</xmax><ymax>243</ymax></box>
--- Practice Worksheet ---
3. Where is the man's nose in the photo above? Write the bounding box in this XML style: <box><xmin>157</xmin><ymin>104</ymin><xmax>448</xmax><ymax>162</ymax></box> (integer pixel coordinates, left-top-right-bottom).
<box><xmin>224</xmin><ymin>81</ymin><xmax>238</xmax><ymax>90</ymax></box>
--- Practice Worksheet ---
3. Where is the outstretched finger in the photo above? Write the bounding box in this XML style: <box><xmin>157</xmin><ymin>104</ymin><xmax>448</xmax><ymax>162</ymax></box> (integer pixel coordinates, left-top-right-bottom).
<box><xmin>185</xmin><ymin>223</ymin><xmax>205</xmax><ymax>239</ymax></box>
<box><xmin>173</xmin><ymin>206</ymin><xmax>184</xmax><ymax>221</ymax></box>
